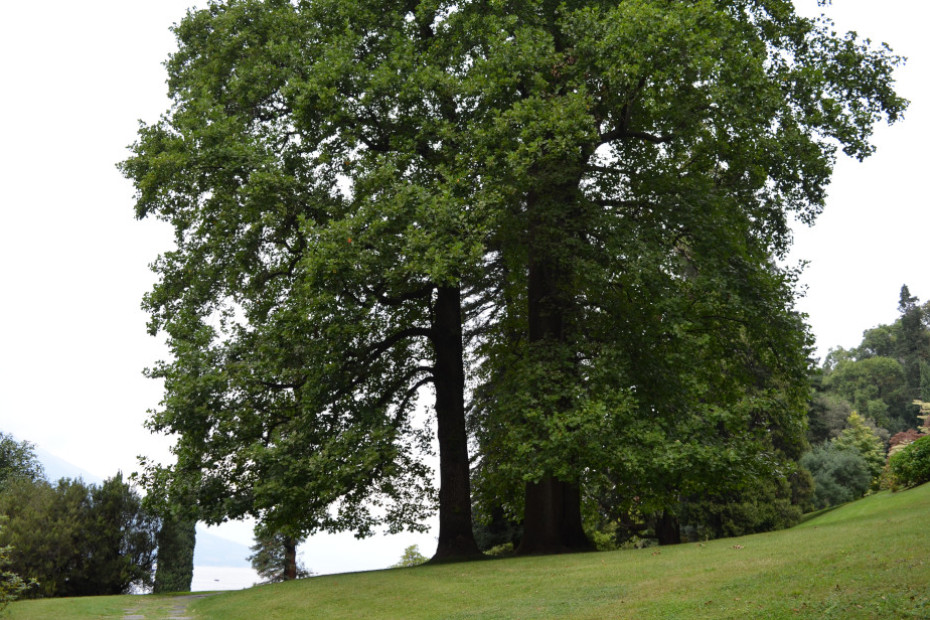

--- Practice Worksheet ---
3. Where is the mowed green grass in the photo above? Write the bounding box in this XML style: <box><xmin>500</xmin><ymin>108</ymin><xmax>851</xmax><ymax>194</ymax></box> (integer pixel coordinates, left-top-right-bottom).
<box><xmin>8</xmin><ymin>484</ymin><xmax>930</xmax><ymax>619</ymax></box>
<box><xmin>5</xmin><ymin>592</ymin><xmax>212</xmax><ymax>619</ymax></box>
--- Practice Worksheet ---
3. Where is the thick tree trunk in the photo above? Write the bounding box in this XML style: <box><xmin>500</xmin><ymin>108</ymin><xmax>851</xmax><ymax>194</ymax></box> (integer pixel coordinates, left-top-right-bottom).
<box><xmin>516</xmin><ymin>186</ymin><xmax>592</xmax><ymax>555</ymax></box>
<box><xmin>517</xmin><ymin>477</ymin><xmax>591</xmax><ymax>554</ymax></box>
<box><xmin>430</xmin><ymin>285</ymin><xmax>482</xmax><ymax>561</ymax></box>
<box><xmin>654</xmin><ymin>511</ymin><xmax>681</xmax><ymax>546</ymax></box>
<box><xmin>283</xmin><ymin>536</ymin><xmax>298</xmax><ymax>580</ymax></box>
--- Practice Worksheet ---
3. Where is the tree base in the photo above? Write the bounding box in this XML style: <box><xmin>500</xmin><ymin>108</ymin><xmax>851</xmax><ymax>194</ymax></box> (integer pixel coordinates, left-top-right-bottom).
<box><xmin>429</xmin><ymin>534</ymin><xmax>485</xmax><ymax>563</ymax></box>
<box><xmin>515</xmin><ymin>477</ymin><xmax>593</xmax><ymax>556</ymax></box>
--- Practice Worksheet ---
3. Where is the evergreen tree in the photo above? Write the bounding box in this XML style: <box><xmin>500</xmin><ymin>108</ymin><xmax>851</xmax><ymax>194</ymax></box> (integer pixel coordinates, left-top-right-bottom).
<box><xmin>153</xmin><ymin>514</ymin><xmax>196</xmax><ymax>593</ymax></box>
<box><xmin>0</xmin><ymin>519</ymin><xmax>34</xmax><ymax>611</ymax></box>
<box><xmin>834</xmin><ymin>412</ymin><xmax>886</xmax><ymax>482</ymax></box>
<box><xmin>0</xmin><ymin>475</ymin><xmax>157</xmax><ymax>598</ymax></box>
<box><xmin>896</xmin><ymin>285</ymin><xmax>930</xmax><ymax>403</ymax></box>
<box><xmin>248</xmin><ymin>528</ymin><xmax>310</xmax><ymax>583</ymax></box>
<box><xmin>800</xmin><ymin>443</ymin><xmax>872</xmax><ymax>509</ymax></box>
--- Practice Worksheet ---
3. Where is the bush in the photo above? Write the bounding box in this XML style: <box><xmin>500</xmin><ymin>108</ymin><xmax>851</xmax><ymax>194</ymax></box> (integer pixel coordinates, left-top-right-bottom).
<box><xmin>484</xmin><ymin>542</ymin><xmax>515</xmax><ymax>556</ymax></box>
<box><xmin>888</xmin><ymin>435</ymin><xmax>930</xmax><ymax>490</ymax></box>
<box><xmin>800</xmin><ymin>442</ymin><xmax>872</xmax><ymax>509</ymax></box>
<box><xmin>391</xmin><ymin>545</ymin><xmax>428</xmax><ymax>568</ymax></box>
<box><xmin>0</xmin><ymin>474</ymin><xmax>157</xmax><ymax>598</ymax></box>
<box><xmin>679</xmin><ymin>474</ymin><xmax>807</xmax><ymax>541</ymax></box>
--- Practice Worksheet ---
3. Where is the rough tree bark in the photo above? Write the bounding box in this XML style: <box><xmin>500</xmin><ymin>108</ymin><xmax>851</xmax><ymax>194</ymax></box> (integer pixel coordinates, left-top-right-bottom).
<box><xmin>431</xmin><ymin>285</ymin><xmax>483</xmax><ymax>561</ymax></box>
<box><xmin>654</xmin><ymin>511</ymin><xmax>682</xmax><ymax>546</ymax></box>
<box><xmin>516</xmin><ymin>185</ymin><xmax>593</xmax><ymax>555</ymax></box>
<box><xmin>283</xmin><ymin>536</ymin><xmax>298</xmax><ymax>580</ymax></box>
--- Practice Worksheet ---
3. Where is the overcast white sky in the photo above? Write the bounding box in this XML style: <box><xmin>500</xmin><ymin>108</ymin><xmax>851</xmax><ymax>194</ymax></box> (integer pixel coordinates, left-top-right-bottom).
<box><xmin>1</xmin><ymin>0</ymin><xmax>927</xmax><ymax>575</ymax></box>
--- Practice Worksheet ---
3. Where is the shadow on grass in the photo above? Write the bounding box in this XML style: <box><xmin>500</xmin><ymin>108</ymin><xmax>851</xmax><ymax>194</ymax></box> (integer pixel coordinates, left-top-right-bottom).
<box><xmin>798</xmin><ymin>502</ymin><xmax>846</xmax><ymax>524</ymax></box>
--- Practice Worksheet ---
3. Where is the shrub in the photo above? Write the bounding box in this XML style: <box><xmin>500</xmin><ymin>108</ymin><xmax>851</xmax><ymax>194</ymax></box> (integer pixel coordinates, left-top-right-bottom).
<box><xmin>0</xmin><ymin>475</ymin><xmax>157</xmax><ymax>598</ymax></box>
<box><xmin>679</xmin><ymin>474</ymin><xmax>806</xmax><ymax>541</ymax></box>
<box><xmin>391</xmin><ymin>545</ymin><xmax>428</xmax><ymax>568</ymax></box>
<box><xmin>888</xmin><ymin>429</ymin><xmax>923</xmax><ymax>457</ymax></box>
<box><xmin>484</xmin><ymin>542</ymin><xmax>515</xmax><ymax>556</ymax></box>
<box><xmin>800</xmin><ymin>442</ymin><xmax>872</xmax><ymax>509</ymax></box>
<box><xmin>888</xmin><ymin>435</ymin><xmax>930</xmax><ymax>490</ymax></box>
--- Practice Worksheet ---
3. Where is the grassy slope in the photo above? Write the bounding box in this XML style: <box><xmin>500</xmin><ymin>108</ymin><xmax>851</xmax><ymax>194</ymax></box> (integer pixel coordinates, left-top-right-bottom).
<box><xmin>7</xmin><ymin>484</ymin><xmax>929</xmax><ymax>619</ymax></box>
<box><xmin>5</xmin><ymin>593</ymin><xmax>211</xmax><ymax>619</ymax></box>
<box><xmin>192</xmin><ymin>486</ymin><xmax>930</xmax><ymax>620</ymax></box>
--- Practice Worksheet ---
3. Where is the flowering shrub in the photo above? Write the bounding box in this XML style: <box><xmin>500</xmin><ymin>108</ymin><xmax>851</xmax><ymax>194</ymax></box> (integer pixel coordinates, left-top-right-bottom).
<box><xmin>888</xmin><ymin>435</ymin><xmax>930</xmax><ymax>490</ymax></box>
<box><xmin>889</xmin><ymin>429</ymin><xmax>923</xmax><ymax>457</ymax></box>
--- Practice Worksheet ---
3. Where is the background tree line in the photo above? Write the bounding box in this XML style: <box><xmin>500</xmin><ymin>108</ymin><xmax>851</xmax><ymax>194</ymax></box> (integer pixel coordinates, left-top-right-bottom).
<box><xmin>0</xmin><ymin>432</ymin><xmax>197</xmax><ymax>599</ymax></box>
<box><xmin>120</xmin><ymin>0</ymin><xmax>904</xmax><ymax>562</ymax></box>
<box><xmin>801</xmin><ymin>285</ymin><xmax>930</xmax><ymax>510</ymax></box>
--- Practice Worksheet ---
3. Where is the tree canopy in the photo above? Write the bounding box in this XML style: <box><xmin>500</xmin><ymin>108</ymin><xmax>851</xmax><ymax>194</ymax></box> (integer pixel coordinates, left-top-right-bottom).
<box><xmin>0</xmin><ymin>474</ymin><xmax>158</xmax><ymax>598</ymax></box>
<box><xmin>123</xmin><ymin>0</ymin><xmax>905</xmax><ymax>556</ymax></box>
<box><xmin>0</xmin><ymin>433</ymin><xmax>44</xmax><ymax>488</ymax></box>
<box><xmin>804</xmin><ymin>287</ymin><xmax>930</xmax><ymax>508</ymax></box>
<box><xmin>815</xmin><ymin>286</ymin><xmax>930</xmax><ymax>437</ymax></box>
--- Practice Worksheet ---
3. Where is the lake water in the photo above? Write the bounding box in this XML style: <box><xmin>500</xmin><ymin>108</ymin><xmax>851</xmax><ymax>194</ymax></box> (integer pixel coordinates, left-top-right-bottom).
<box><xmin>191</xmin><ymin>566</ymin><xmax>262</xmax><ymax>591</ymax></box>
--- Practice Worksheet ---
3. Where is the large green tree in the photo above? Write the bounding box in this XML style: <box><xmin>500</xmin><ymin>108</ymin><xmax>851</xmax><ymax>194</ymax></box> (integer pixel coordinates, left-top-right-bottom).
<box><xmin>123</xmin><ymin>0</ymin><xmax>485</xmax><ymax>560</ymax></box>
<box><xmin>152</xmin><ymin>514</ymin><xmax>196</xmax><ymax>593</ymax></box>
<box><xmin>124</xmin><ymin>0</ymin><xmax>904</xmax><ymax>557</ymax></box>
<box><xmin>136</xmin><ymin>466</ymin><xmax>197</xmax><ymax>594</ymax></box>
<box><xmin>465</xmin><ymin>0</ymin><xmax>903</xmax><ymax>551</ymax></box>
<box><xmin>823</xmin><ymin>356</ymin><xmax>908</xmax><ymax>430</ymax></box>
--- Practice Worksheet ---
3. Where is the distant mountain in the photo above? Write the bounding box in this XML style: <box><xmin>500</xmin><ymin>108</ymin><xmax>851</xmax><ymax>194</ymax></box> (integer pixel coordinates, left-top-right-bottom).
<box><xmin>194</xmin><ymin>526</ymin><xmax>251</xmax><ymax>567</ymax></box>
<box><xmin>34</xmin><ymin>446</ymin><xmax>104</xmax><ymax>484</ymax></box>
<box><xmin>34</xmin><ymin>447</ymin><xmax>251</xmax><ymax>568</ymax></box>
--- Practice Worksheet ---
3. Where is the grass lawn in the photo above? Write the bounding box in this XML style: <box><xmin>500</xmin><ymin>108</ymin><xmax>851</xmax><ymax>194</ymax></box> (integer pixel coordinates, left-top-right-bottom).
<box><xmin>4</xmin><ymin>592</ymin><xmax>214</xmax><ymax>620</ymax></box>
<box><xmin>7</xmin><ymin>483</ymin><xmax>929</xmax><ymax>619</ymax></box>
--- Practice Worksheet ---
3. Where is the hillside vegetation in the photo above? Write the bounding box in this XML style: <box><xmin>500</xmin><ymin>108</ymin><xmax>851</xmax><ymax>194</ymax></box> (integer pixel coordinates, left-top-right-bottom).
<box><xmin>9</xmin><ymin>484</ymin><xmax>929</xmax><ymax>620</ymax></box>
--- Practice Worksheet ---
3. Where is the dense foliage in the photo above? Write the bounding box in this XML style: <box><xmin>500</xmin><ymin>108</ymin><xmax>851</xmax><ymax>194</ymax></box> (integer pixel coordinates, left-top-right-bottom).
<box><xmin>803</xmin><ymin>287</ymin><xmax>930</xmax><ymax>507</ymax></box>
<box><xmin>800</xmin><ymin>442</ymin><xmax>872</xmax><ymax>509</ymax></box>
<box><xmin>0</xmin><ymin>520</ymin><xmax>34</xmax><ymax>613</ymax></box>
<box><xmin>122</xmin><ymin>0</ymin><xmax>904</xmax><ymax>555</ymax></box>
<box><xmin>678</xmin><ymin>472</ymin><xmax>814</xmax><ymax>541</ymax></box>
<box><xmin>813</xmin><ymin>287</ymin><xmax>930</xmax><ymax>437</ymax></box>
<box><xmin>0</xmin><ymin>434</ymin><xmax>44</xmax><ymax>488</ymax></box>
<box><xmin>0</xmin><ymin>474</ymin><xmax>158</xmax><ymax>598</ymax></box>
<box><xmin>888</xmin><ymin>435</ymin><xmax>930</xmax><ymax>490</ymax></box>
<box><xmin>248</xmin><ymin>528</ymin><xmax>311</xmax><ymax>583</ymax></box>
<box><xmin>152</xmin><ymin>514</ymin><xmax>196</xmax><ymax>593</ymax></box>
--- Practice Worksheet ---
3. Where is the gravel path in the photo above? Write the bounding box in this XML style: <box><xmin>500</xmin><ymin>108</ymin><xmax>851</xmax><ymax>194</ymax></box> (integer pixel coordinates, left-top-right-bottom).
<box><xmin>122</xmin><ymin>593</ymin><xmax>215</xmax><ymax>620</ymax></box>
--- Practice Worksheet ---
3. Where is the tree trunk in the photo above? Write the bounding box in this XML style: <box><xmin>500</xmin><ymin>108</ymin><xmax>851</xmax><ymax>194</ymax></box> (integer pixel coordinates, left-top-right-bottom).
<box><xmin>517</xmin><ymin>477</ymin><xmax>591</xmax><ymax>554</ymax></box>
<box><xmin>516</xmin><ymin>185</ymin><xmax>592</xmax><ymax>555</ymax></box>
<box><xmin>283</xmin><ymin>536</ymin><xmax>298</xmax><ymax>580</ymax></box>
<box><xmin>655</xmin><ymin>511</ymin><xmax>681</xmax><ymax>545</ymax></box>
<box><xmin>430</xmin><ymin>285</ymin><xmax>483</xmax><ymax>561</ymax></box>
